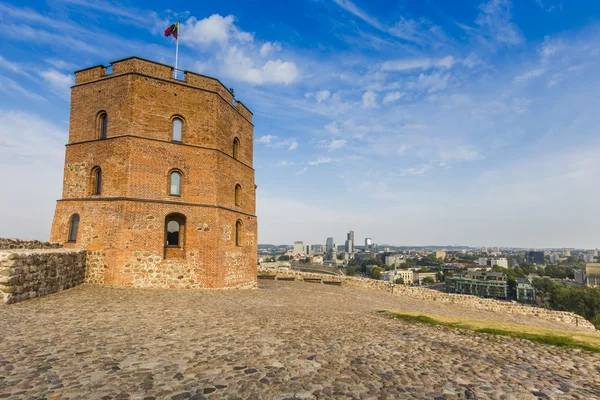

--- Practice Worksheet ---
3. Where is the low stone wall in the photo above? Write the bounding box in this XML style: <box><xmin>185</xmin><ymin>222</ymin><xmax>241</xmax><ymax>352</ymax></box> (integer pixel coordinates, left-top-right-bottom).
<box><xmin>258</xmin><ymin>267</ymin><xmax>597</xmax><ymax>331</ymax></box>
<box><xmin>0</xmin><ymin>249</ymin><xmax>86</xmax><ymax>304</ymax></box>
<box><xmin>0</xmin><ymin>238</ymin><xmax>62</xmax><ymax>250</ymax></box>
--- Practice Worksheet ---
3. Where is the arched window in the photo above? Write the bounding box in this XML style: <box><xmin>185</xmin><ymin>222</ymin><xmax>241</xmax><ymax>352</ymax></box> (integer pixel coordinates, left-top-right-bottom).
<box><xmin>165</xmin><ymin>213</ymin><xmax>186</xmax><ymax>250</ymax></box>
<box><xmin>169</xmin><ymin>171</ymin><xmax>181</xmax><ymax>196</ymax></box>
<box><xmin>235</xmin><ymin>184</ymin><xmax>242</xmax><ymax>206</ymax></box>
<box><xmin>68</xmin><ymin>214</ymin><xmax>80</xmax><ymax>242</ymax></box>
<box><xmin>166</xmin><ymin>220</ymin><xmax>180</xmax><ymax>246</ymax></box>
<box><xmin>97</xmin><ymin>112</ymin><xmax>108</xmax><ymax>139</ymax></box>
<box><xmin>172</xmin><ymin>117</ymin><xmax>183</xmax><ymax>142</ymax></box>
<box><xmin>233</xmin><ymin>138</ymin><xmax>240</xmax><ymax>160</ymax></box>
<box><xmin>236</xmin><ymin>219</ymin><xmax>243</xmax><ymax>247</ymax></box>
<box><xmin>91</xmin><ymin>167</ymin><xmax>102</xmax><ymax>195</ymax></box>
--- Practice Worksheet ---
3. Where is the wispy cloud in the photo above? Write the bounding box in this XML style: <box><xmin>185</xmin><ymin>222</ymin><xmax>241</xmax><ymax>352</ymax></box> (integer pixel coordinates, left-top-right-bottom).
<box><xmin>382</xmin><ymin>56</ymin><xmax>454</xmax><ymax>72</ymax></box>
<box><xmin>328</xmin><ymin>139</ymin><xmax>347</xmax><ymax>152</ymax></box>
<box><xmin>331</xmin><ymin>0</ymin><xmax>445</xmax><ymax>45</ymax></box>
<box><xmin>40</xmin><ymin>69</ymin><xmax>74</xmax><ymax>99</ymax></box>
<box><xmin>308</xmin><ymin>157</ymin><xmax>333</xmax><ymax>166</ymax></box>
<box><xmin>257</xmin><ymin>135</ymin><xmax>298</xmax><ymax>150</ymax></box>
<box><xmin>0</xmin><ymin>77</ymin><xmax>47</xmax><ymax>102</ymax></box>
<box><xmin>383</xmin><ymin>91</ymin><xmax>403</xmax><ymax>104</ymax></box>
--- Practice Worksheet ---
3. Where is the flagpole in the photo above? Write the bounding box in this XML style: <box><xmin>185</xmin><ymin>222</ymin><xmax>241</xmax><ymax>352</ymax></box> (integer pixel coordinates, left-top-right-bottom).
<box><xmin>175</xmin><ymin>21</ymin><xmax>180</xmax><ymax>70</ymax></box>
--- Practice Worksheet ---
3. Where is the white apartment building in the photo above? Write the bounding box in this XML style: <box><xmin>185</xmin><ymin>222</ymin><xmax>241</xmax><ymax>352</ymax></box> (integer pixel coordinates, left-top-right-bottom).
<box><xmin>489</xmin><ymin>258</ymin><xmax>508</xmax><ymax>268</ymax></box>
<box><xmin>384</xmin><ymin>269</ymin><xmax>414</xmax><ymax>284</ymax></box>
<box><xmin>293</xmin><ymin>241</ymin><xmax>305</xmax><ymax>255</ymax></box>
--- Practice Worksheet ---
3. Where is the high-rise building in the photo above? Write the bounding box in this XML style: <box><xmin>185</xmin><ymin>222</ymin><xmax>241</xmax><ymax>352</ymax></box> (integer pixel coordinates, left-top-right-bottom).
<box><xmin>525</xmin><ymin>251</ymin><xmax>545</xmax><ymax>264</ymax></box>
<box><xmin>293</xmin><ymin>241</ymin><xmax>305</xmax><ymax>255</ymax></box>
<box><xmin>326</xmin><ymin>237</ymin><xmax>335</xmax><ymax>252</ymax></box>
<box><xmin>346</xmin><ymin>230</ymin><xmax>354</xmax><ymax>253</ymax></box>
<box><xmin>365</xmin><ymin>238</ymin><xmax>372</xmax><ymax>249</ymax></box>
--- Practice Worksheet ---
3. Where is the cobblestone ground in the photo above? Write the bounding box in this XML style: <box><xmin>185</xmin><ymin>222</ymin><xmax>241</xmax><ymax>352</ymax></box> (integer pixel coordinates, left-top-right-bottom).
<box><xmin>1</xmin><ymin>281</ymin><xmax>599</xmax><ymax>400</ymax></box>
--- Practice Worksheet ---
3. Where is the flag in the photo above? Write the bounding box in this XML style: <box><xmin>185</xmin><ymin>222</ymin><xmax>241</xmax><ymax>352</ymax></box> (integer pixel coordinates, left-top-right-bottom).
<box><xmin>165</xmin><ymin>22</ymin><xmax>179</xmax><ymax>40</ymax></box>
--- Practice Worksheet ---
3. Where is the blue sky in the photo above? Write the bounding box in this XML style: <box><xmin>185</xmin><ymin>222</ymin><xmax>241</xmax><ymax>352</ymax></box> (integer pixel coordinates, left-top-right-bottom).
<box><xmin>1</xmin><ymin>0</ymin><xmax>600</xmax><ymax>248</ymax></box>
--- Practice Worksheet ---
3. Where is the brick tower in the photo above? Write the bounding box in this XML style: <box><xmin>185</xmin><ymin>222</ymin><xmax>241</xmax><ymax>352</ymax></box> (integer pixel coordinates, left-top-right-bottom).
<box><xmin>50</xmin><ymin>57</ymin><xmax>257</xmax><ymax>288</ymax></box>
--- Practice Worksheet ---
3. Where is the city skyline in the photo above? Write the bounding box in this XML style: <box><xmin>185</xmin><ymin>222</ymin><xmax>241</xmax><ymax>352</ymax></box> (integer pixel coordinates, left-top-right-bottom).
<box><xmin>1</xmin><ymin>0</ymin><xmax>600</xmax><ymax>248</ymax></box>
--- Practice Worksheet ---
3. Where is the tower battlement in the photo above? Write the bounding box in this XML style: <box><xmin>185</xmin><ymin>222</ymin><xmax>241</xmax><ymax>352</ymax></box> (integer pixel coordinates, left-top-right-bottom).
<box><xmin>74</xmin><ymin>56</ymin><xmax>252</xmax><ymax>123</ymax></box>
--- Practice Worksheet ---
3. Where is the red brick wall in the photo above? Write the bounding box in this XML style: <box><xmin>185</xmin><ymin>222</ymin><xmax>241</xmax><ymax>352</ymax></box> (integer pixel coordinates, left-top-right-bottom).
<box><xmin>53</xmin><ymin>57</ymin><xmax>257</xmax><ymax>289</ymax></box>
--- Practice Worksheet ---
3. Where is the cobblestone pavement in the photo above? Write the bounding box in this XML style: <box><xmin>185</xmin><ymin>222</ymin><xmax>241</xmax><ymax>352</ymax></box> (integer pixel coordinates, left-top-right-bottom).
<box><xmin>1</xmin><ymin>281</ymin><xmax>599</xmax><ymax>400</ymax></box>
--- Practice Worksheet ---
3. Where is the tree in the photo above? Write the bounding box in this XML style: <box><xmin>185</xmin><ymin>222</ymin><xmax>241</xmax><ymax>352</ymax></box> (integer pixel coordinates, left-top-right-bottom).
<box><xmin>346</xmin><ymin>265</ymin><xmax>358</xmax><ymax>276</ymax></box>
<box><xmin>278</xmin><ymin>255</ymin><xmax>292</xmax><ymax>261</ymax></box>
<box><xmin>395</xmin><ymin>277</ymin><xmax>404</xmax><ymax>285</ymax></box>
<box><xmin>371</xmin><ymin>267</ymin><xmax>382</xmax><ymax>279</ymax></box>
<box><xmin>436</xmin><ymin>271</ymin><xmax>445</xmax><ymax>282</ymax></box>
<box><xmin>422</xmin><ymin>276</ymin><xmax>435</xmax><ymax>285</ymax></box>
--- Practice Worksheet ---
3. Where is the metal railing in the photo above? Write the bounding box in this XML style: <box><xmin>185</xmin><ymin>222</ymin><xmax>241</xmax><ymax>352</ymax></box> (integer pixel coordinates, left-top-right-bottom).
<box><xmin>172</xmin><ymin>68</ymin><xmax>185</xmax><ymax>81</ymax></box>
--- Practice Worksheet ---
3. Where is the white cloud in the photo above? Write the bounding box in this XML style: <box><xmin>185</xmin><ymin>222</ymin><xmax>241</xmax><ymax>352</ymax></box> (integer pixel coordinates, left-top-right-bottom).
<box><xmin>475</xmin><ymin>0</ymin><xmax>524</xmax><ymax>46</ymax></box>
<box><xmin>332</xmin><ymin>0</ymin><xmax>444</xmax><ymax>45</ymax></box>
<box><xmin>44</xmin><ymin>58</ymin><xmax>77</xmax><ymax>70</ymax></box>
<box><xmin>328</xmin><ymin>139</ymin><xmax>347</xmax><ymax>152</ymax></box>
<box><xmin>0</xmin><ymin>77</ymin><xmax>47</xmax><ymax>102</ymax></box>
<box><xmin>258</xmin><ymin>135</ymin><xmax>297</xmax><ymax>150</ymax></box>
<box><xmin>40</xmin><ymin>69</ymin><xmax>74</xmax><ymax>98</ymax></box>
<box><xmin>398</xmin><ymin>165</ymin><xmax>431</xmax><ymax>176</ymax></box>
<box><xmin>362</xmin><ymin>91</ymin><xmax>377</xmax><ymax>108</ymax></box>
<box><xmin>308</xmin><ymin>157</ymin><xmax>333</xmax><ymax>166</ymax></box>
<box><xmin>260</xmin><ymin>41</ymin><xmax>282</xmax><ymax>57</ymax></box>
<box><xmin>325</xmin><ymin>121</ymin><xmax>340</xmax><ymax>135</ymax></box>
<box><xmin>184</xmin><ymin>14</ymin><xmax>298</xmax><ymax>86</ymax></box>
<box><xmin>258</xmin><ymin>135</ymin><xmax>277</xmax><ymax>144</ymax></box>
<box><xmin>539</xmin><ymin>36</ymin><xmax>565</xmax><ymax>62</ymax></box>
<box><xmin>534</xmin><ymin>0</ymin><xmax>557</xmax><ymax>12</ymax></box>
<box><xmin>381</xmin><ymin>56</ymin><xmax>454</xmax><ymax>72</ymax></box>
<box><xmin>277</xmin><ymin>161</ymin><xmax>296</xmax><ymax>167</ymax></box>
<box><xmin>224</xmin><ymin>47</ymin><xmax>299</xmax><ymax>85</ymax></box>
<box><xmin>315</xmin><ymin>90</ymin><xmax>331</xmax><ymax>103</ymax></box>
<box><xmin>295</xmin><ymin>166</ymin><xmax>308</xmax><ymax>175</ymax></box>
<box><xmin>0</xmin><ymin>55</ymin><xmax>22</xmax><ymax>74</ymax></box>
<box><xmin>184</xmin><ymin>14</ymin><xmax>253</xmax><ymax>46</ymax></box>
<box><xmin>383</xmin><ymin>91</ymin><xmax>403</xmax><ymax>104</ymax></box>
<box><xmin>462</xmin><ymin>53</ymin><xmax>481</xmax><ymax>68</ymax></box>
<box><xmin>513</xmin><ymin>68</ymin><xmax>545</xmax><ymax>83</ymax></box>
<box><xmin>407</xmin><ymin>72</ymin><xmax>450</xmax><ymax>93</ymax></box>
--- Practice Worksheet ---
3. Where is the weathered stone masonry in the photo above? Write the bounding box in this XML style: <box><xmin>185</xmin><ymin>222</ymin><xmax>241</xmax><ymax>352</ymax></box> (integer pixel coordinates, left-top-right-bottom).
<box><xmin>0</xmin><ymin>238</ymin><xmax>62</xmax><ymax>250</ymax></box>
<box><xmin>0</xmin><ymin>249</ymin><xmax>86</xmax><ymax>304</ymax></box>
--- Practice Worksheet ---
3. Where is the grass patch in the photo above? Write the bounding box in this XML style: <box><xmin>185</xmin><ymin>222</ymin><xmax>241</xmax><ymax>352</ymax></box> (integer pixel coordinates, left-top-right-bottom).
<box><xmin>379</xmin><ymin>310</ymin><xmax>600</xmax><ymax>353</ymax></box>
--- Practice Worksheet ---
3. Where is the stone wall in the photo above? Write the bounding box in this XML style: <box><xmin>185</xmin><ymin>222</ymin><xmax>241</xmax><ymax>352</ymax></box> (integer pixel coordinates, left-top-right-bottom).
<box><xmin>0</xmin><ymin>238</ymin><xmax>62</xmax><ymax>250</ymax></box>
<box><xmin>258</xmin><ymin>267</ymin><xmax>597</xmax><ymax>331</ymax></box>
<box><xmin>0</xmin><ymin>249</ymin><xmax>86</xmax><ymax>304</ymax></box>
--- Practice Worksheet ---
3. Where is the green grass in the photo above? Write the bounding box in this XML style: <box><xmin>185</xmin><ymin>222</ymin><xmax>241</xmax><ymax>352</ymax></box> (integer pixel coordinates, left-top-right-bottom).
<box><xmin>379</xmin><ymin>310</ymin><xmax>600</xmax><ymax>353</ymax></box>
